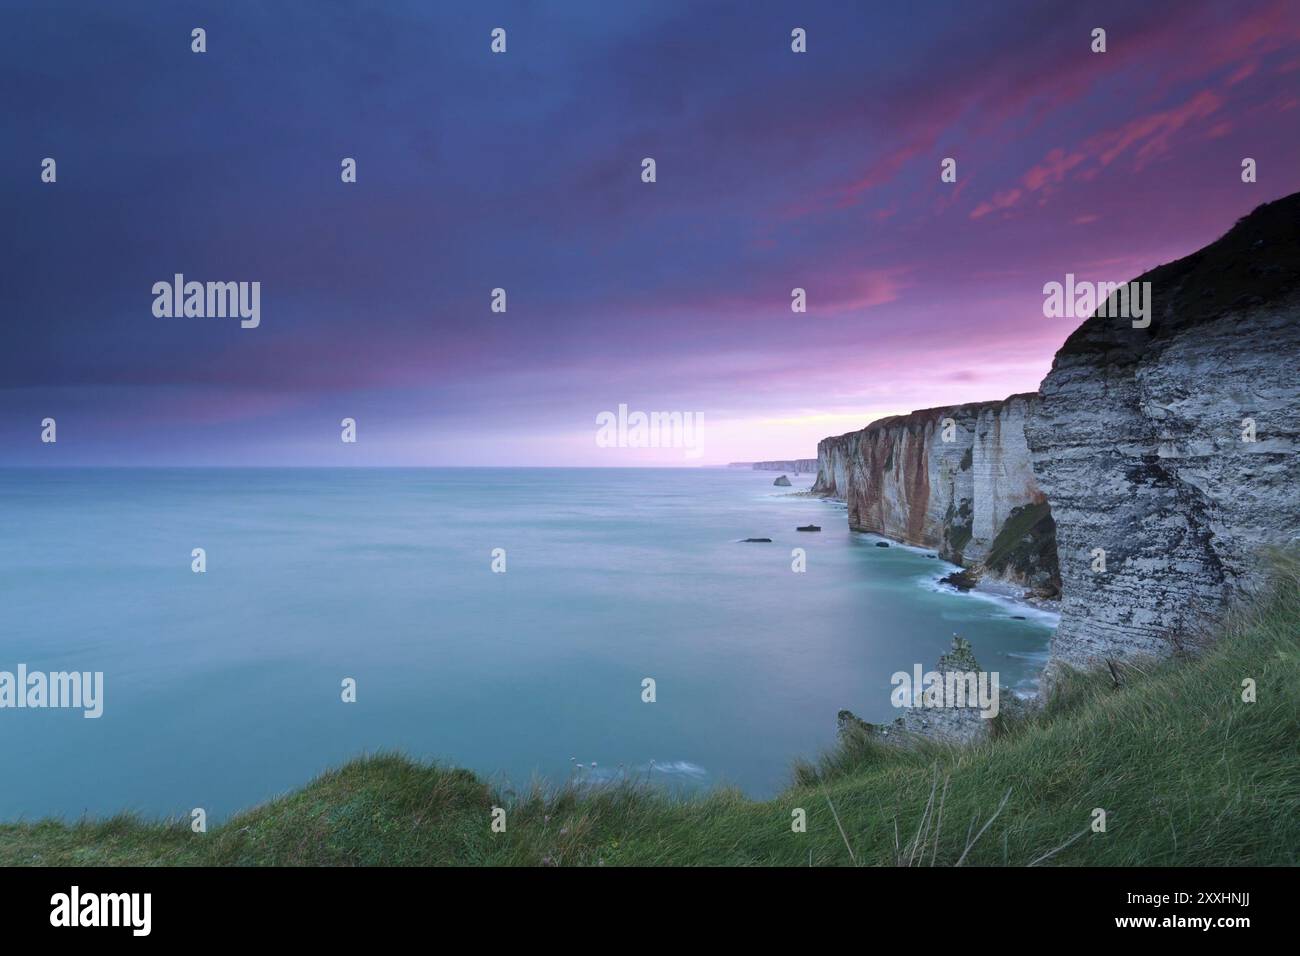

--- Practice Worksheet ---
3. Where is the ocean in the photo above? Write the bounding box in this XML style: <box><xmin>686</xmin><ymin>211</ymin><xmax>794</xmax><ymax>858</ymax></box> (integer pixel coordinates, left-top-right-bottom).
<box><xmin>0</xmin><ymin>467</ymin><xmax>1055</xmax><ymax>821</ymax></box>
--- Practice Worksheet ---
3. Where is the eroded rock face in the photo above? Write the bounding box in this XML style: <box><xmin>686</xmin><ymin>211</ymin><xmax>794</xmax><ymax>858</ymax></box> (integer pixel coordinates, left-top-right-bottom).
<box><xmin>896</xmin><ymin>636</ymin><xmax>1002</xmax><ymax>745</ymax></box>
<box><xmin>837</xmin><ymin>636</ymin><xmax>1019</xmax><ymax>747</ymax></box>
<box><xmin>812</xmin><ymin>394</ymin><xmax>1058</xmax><ymax>593</ymax></box>
<box><xmin>1026</xmin><ymin>195</ymin><xmax>1300</xmax><ymax>672</ymax></box>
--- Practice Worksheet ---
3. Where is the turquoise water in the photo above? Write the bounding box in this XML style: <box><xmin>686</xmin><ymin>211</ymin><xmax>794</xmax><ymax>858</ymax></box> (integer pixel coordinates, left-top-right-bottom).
<box><xmin>0</xmin><ymin>468</ymin><xmax>1054</xmax><ymax>821</ymax></box>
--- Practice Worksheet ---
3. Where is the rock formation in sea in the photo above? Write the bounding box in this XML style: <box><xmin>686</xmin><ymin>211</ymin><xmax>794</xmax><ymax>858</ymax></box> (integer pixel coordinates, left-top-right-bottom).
<box><xmin>838</xmin><ymin>636</ymin><xmax>1021</xmax><ymax>746</ymax></box>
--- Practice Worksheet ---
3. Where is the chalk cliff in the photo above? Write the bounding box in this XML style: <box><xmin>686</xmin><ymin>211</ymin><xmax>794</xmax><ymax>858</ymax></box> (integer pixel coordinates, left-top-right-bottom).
<box><xmin>733</xmin><ymin>459</ymin><xmax>819</xmax><ymax>473</ymax></box>
<box><xmin>813</xmin><ymin>393</ymin><xmax>1059</xmax><ymax>594</ymax></box>
<box><xmin>1026</xmin><ymin>194</ymin><xmax>1300</xmax><ymax>671</ymax></box>
<box><xmin>816</xmin><ymin>193</ymin><xmax>1300</xmax><ymax>679</ymax></box>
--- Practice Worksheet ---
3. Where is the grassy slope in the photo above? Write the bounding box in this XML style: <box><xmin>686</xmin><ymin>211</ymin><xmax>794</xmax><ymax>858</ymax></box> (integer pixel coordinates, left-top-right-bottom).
<box><xmin>984</xmin><ymin>501</ymin><xmax>1052</xmax><ymax>569</ymax></box>
<box><xmin>4</xmin><ymin>556</ymin><xmax>1297</xmax><ymax>867</ymax></box>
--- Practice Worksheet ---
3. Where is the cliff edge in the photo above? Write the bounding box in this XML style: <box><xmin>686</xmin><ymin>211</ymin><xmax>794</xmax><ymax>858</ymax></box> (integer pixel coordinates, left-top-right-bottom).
<box><xmin>1027</xmin><ymin>194</ymin><xmax>1300</xmax><ymax>671</ymax></box>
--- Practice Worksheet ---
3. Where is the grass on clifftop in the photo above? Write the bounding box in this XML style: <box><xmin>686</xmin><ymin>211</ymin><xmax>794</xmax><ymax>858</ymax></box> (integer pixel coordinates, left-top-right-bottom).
<box><xmin>4</xmin><ymin>554</ymin><xmax>1298</xmax><ymax>866</ymax></box>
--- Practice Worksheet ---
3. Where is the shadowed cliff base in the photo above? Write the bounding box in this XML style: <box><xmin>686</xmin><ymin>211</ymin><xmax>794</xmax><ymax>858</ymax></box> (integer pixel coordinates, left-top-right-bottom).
<box><xmin>3</xmin><ymin>552</ymin><xmax>1296</xmax><ymax>866</ymax></box>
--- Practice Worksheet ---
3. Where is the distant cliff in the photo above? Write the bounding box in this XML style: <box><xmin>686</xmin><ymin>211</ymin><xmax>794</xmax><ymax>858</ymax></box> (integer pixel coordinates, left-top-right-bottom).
<box><xmin>1026</xmin><ymin>194</ymin><xmax>1300</xmax><ymax>672</ymax></box>
<box><xmin>813</xmin><ymin>393</ymin><xmax>1059</xmax><ymax>595</ymax></box>
<box><xmin>733</xmin><ymin>459</ymin><xmax>819</xmax><ymax>473</ymax></box>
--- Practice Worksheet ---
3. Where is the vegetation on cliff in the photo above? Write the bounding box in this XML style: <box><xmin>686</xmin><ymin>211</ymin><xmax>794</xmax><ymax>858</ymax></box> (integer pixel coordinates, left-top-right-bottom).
<box><xmin>981</xmin><ymin>501</ymin><xmax>1059</xmax><ymax>596</ymax></box>
<box><xmin>3</xmin><ymin>554</ymin><xmax>1296</xmax><ymax>866</ymax></box>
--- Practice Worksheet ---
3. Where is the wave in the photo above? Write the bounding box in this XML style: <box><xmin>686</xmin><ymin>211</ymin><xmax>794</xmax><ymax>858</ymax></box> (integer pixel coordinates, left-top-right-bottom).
<box><xmin>918</xmin><ymin>571</ymin><xmax>1060</xmax><ymax>627</ymax></box>
<box><xmin>570</xmin><ymin>759</ymin><xmax>708</xmax><ymax>786</ymax></box>
<box><xmin>646</xmin><ymin>760</ymin><xmax>708</xmax><ymax>778</ymax></box>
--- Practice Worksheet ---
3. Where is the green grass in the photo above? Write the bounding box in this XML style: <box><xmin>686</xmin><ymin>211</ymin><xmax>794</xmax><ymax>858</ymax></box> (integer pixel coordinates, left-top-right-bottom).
<box><xmin>981</xmin><ymin>501</ymin><xmax>1059</xmax><ymax>593</ymax></box>
<box><xmin>986</xmin><ymin>501</ymin><xmax>1052</xmax><ymax>566</ymax></box>
<box><xmin>4</xmin><ymin>554</ymin><xmax>1297</xmax><ymax>866</ymax></box>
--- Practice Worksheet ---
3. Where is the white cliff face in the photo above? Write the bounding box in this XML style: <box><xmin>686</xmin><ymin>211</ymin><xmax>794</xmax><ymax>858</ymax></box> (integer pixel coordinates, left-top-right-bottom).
<box><xmin>1027</xmin><ymin>196</ymin><xmax>1300</xmax><ymax>672</ymax></box>
<box><xmin>812</xmin><ymin>436</ymin><xmax>852</xmax><ymax>499</ymax></box>
<box><xmin>816</xmin><ymin>195</ymin><xmax>1299</xmax><ymax>692</ymax></box>
<box><xmin>813</xmin><ymin>395</ymin><xmax>1057</xmax><ymax>592</ymax></box>
<box><xmin>968</xmin><ymin>395</ymin><xmax>1044</xmax><ymax>565</ymax></box>
<box><xmin>749</xmin><ymin>459</ymin><xmax>818</xmax><ymax>473</ymax></box>
<box><xmin>815</xmin><ymin>405</ymin><xmax>963</xmax><ymax>547</ymax></box>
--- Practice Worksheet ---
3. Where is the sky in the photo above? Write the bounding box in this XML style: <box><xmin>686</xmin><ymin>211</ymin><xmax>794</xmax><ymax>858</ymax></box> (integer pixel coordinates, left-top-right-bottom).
<box><xmin>3</xmin><ymin>0</ymin><xmax>1299</xmax><ymax>466</ymax></box>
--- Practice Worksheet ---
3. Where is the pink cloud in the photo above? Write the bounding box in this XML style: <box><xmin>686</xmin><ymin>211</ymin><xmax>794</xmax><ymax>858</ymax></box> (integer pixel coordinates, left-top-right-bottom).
<box><xmin>821</xmin><ymin>270</ymin><xmax>909</xmax><ymax>313</ymax></box>
<box><xmin>970</xmin><ymin>87</ymin><xmax>1226</xmax><ymax>218</ymax></box>
<box><xmin>1206</xmin><ymin>0</ymin><xmax>1300</xmax><ymax>64</ymax></box>
<box><xmin>970</xmin><ymin>187</ymin><xmax>1023</xmax><ymax>220</ymax></box>
<box><xmin>1022</xmin><ymin>148</ymin><xmax>1088</xmax><ymax>192</ymax></box>
<box><xmin>842</xmin><ymin>139</ymin><xmax>934</xmax><ymax>200</ymax></box>
<box><xmin>1098</xmin><ymin>89</ymin><xmax>1224</xmax><ymax>168</ymax></box>
<box><xmin>1227</xmin><ymin>61</ymin><xmax>1259</xmax><ymax>85</ymax></box>
<box><xmin>780</xmin><ymin>0</ymin><xmax>1298</xmax><ymax>231</ymax></box>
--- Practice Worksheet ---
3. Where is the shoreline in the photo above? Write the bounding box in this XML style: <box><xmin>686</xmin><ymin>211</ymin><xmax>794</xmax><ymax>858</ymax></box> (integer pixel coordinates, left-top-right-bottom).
<box><xmin>797</xmin><ymin>489</ymin><xmax>1058</xmax><ymax>697</ymax></box>
<box><xmin>803</xmin><ymin>489</ymin><xmax>1060</xmax><ymax>620</ymax></box>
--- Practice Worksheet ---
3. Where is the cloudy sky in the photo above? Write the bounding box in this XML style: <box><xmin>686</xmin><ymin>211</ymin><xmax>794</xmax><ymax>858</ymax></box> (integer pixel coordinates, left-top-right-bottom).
<box><xmin>4</xmin><ymin>0</ymin><xmax>1299</xmax><ymax>465</ymax></box>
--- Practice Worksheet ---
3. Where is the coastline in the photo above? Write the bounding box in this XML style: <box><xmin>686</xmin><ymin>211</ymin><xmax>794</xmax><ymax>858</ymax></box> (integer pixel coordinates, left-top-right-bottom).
<box><xmin>803</xmin><ymin>488</ymin><xmax>1059</xmax><ymax>621</ymax></box>
<box><xmin>793</xmin><ymin>486</ymin><xmax>1058</xmax><ymax>697</ymax></box>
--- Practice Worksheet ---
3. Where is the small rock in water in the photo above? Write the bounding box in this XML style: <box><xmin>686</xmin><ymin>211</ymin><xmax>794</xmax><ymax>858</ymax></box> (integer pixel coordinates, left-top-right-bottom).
<box><xmin>1012</xmin><ymin>615</ymin><xmax>1027</xmax><ymax>620</ymax></box>
<box><xmin>743</xmin><ymin>537</ymin><xmax>773</xmax><ymax>543</ymax></box>
<box><xmin>875</xmin><ymin>541</ymin><xmax>890</xmax><ymax>548</ymax></box>
<box><xmin>773</xmin><ymin>475</ymin><xmax>792</xmax><ymax>487</ymax></box>
<box><xmin>796</xmin><ymin>524</ymin><xmax>821</xmax><ymax>532</ymax></box>
<box><xmin>938</xmin><ymin>569</ymin><xmax>979</xmax><ymax>591</ymax></box>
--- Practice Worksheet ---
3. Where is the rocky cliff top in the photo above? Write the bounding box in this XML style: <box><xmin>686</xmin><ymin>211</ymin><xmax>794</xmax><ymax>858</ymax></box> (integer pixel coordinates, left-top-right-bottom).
<box><xmin>1055</xmin><ymin>193</ymin><xmax>1300</xmax><ymax>366</ymax></box>
<box><xmin>819</xmin><ymin>392</ymin><xmax>1041</xmax><ymax>446</ymax></box>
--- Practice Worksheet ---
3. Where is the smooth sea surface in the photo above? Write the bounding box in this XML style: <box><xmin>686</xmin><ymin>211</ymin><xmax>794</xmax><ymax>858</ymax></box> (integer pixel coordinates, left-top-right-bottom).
<box><xmin>0</xmin><ymin>468</ymin><xmax>1055</xmax><ymax>821</ymax></box>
